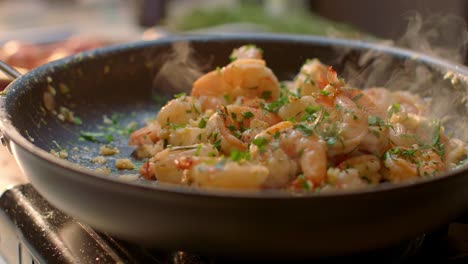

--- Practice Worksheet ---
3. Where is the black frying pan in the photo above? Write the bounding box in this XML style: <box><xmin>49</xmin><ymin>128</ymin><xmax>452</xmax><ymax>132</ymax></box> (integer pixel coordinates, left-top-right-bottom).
<box><xmin>0</xmin><ymin>34</ymin><xmax>467</xmax><ymax>258</ymax></box>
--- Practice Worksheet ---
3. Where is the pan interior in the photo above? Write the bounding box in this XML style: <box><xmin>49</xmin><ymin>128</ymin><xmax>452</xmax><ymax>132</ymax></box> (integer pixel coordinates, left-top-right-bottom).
<box><xmin>3</xmin><ymin>35</ymin><xmax>468</xmax><ymax>189</ymax></box>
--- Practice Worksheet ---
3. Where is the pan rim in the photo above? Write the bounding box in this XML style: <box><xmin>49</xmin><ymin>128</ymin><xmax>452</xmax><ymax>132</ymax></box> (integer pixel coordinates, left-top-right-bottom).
<box><xmin>1</xmin><ymin>33</ymin><xmax>468</xmax><ymax>199</ymax></box>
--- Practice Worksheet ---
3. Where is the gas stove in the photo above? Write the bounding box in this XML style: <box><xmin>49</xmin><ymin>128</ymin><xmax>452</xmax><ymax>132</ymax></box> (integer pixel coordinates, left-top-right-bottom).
<box><xmin>1</xmin><ymin>158</ymin><xmax>468</xmax><ymax>263</ymax></box>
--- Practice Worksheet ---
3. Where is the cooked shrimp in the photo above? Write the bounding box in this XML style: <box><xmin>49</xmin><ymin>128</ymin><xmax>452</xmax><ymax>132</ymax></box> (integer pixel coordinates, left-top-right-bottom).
<box><xmin>343</xmin><ymin>88</ymin><xmax>384</xmax><ymax>118</ymax></box>
<box><xmin>180</xmin><ymin>157</ymin><xmax>269</xmax><ymax>189</ymax></box>
<box><xmin>444</xmin><ymin>138</ymin><xmax>468</xmax><ymax>168</ymax></box>
<box><xmin>325</xmin><ymin>168</ymin><xmax>367</xmax><ymax>190</ymax></box>
<box><xmin>392</xmin><ymin>91</ymin><xmax>428</xmax><ymax>116</ymax></box>
<box><xmin>251</xmin><ymin>121</ymin><xmax>327</xmax><ymax>188</ymax></box>
<box><xmin>315</xmin><ymin>93</ymin><xmax>368</xmax><ymax>157</ymax></box>
<box><xmin>230</xmin><ymin>44</ymin><xmax>263</xmax><ymax>60</ymax></box>
<box><xmin>360</xmin><ymin>125</ymin><xmax>391</xmax><ymax>156</ymax></box>
<box><xmin>192</xmin><ymin>58</ymin><xmax>280</xmax><ymax>101</ymax></box>
<box><xmin>140</xmin><ymin>144</ymin><xmax>218</xmax><ymax>182</ymax></box>
<box><xmin>129</xmin><ymin>47</ymin><xmax>466</xmax><ymax>192</ymax></box>
<box><xmin>133</xmin><ymin>141</ymin><xmax>164</xmax><ymax>159</ymax></box>
<box><xmin>338</xmin><ymin>154</ymin><xmax>382</xmax><ymax>183</ymax></box>
<box><xmin>277</xmin><ymin>95</ymin><xmax>319</xmax><ymax>121</ymax></box>
<box><xmin>339</xmin><ymin>88</ymin><xmax>391</xmax><ymax>155</ymax></box>
<box><xmin>198</xmin><ymin>95</ymin><xmax>227</xmax><ymax>111</ymax></box>
<box><xmin>292</xmin><ymin>59</ymin><xmax>328</xmax><ymax>95</ymax></box>
<box><xmin>205</xmin><ymin>105</ymin><xmax>281</xmax><ymax>154</ymax></box>
<box><xmin>382</xmin><ymin>146</ymin><xmax>445</xmax><ymax>182</ymax></box>
<box><xmin>389</xmin><ymin>112</ymin><xmax>440</xmax><ymax>148</ymax></box>
<box><xmin>362</xmin><ymin>87</ymin><xmax>394</xmax><ymax>117</ymax></box>
<box><xmin>156</xmin><ymin>96</ymin><xmax>203</xmax><ymax>129</ymax></box>
<box><xmin>167</xmin><ymin>127</ymin><xmax>206</xmax><ymax>146</ymax></box>
<box><xmin>129</xmin><ymin>121</ymin><xmax>161</xmax><ymax>146</ymax></box>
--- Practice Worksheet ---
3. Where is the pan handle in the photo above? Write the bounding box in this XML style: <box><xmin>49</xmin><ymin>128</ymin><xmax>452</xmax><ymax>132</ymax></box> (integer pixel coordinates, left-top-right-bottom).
<box><xmin>0</xmin><ymin>60</ymin><xmax>22</xmax><ymax>80</ymax></box>
<box><xmin>0</xmin><ymin>60</ymin><xmax>21</xmax><ymax>154</ymax></box>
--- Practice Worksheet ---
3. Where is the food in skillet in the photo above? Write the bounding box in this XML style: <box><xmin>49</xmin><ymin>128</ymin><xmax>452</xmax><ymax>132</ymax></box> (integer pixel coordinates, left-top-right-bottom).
<box><xmin>129</xmin><ymin>45</ymin><xmax>468</xmax><ymax>191</ymax></box>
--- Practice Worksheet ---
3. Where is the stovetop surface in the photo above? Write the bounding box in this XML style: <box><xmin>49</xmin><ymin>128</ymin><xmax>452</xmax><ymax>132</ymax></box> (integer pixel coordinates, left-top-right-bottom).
<box><xmin>1</xmin><ymin>184</ymin><xmax>468</xmax><ymax>264</ymax></box>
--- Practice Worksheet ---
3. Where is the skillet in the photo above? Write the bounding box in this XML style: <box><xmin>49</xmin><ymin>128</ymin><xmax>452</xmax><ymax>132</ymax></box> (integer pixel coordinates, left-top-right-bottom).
<box><xmin>0</xmin><ymin>34</ymin><xmax>467</xmax><ymax>258</ymax></box>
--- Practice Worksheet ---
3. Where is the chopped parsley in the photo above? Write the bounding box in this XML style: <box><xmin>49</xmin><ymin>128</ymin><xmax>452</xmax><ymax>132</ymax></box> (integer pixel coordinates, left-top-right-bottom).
<box><xmin>273</xmin><ymin>131</ymin><xmax>281</xmax><ymax>139</ymax></box>
<box><xmin>79</xmin><ymin>131</ymin><xmax>114</xmax><ymax>143</ymax></box>
<box><xmin>212</xmin><ymin>132</ymin><xmax>221</xmax><ymax>150</ymax></box>
<box><xmin>261</xmin><ymin>90</ymin><xmax>272</xmax><ymax>100</ymax></box>
<box><xmin>301</xmin><ymin>105</ymin><xmax>320</xmax><ymax>122</ymax></box>
<box><xmin>73</xmin><ymin>117</ymin><xmax>82</xmax><ymax>125</ymax></box>
<box><xmin>432</xmin><ymin>123</ymin><xmax>445</xmax><ymax>158</ymax></box>
<box><xmin>213</xmin><ymin>139</ymin><xmax>222</xmax><ymax>150</ymax></box>
<box><xmin>229</xmin><ymin>149</ymin><xmax>251</xmax><ymax>162</ymax></box>
<box><xmin>174</xmin><ymin>92</ymin><xmax>186</xmax><ymax>99</ymax></box>
<box><xmin>191</xmin><ymin>104</ymin><xmax>201</xmax><ymax>115</ymax></box>
<box><xmin>320</xmin><ymin>90</ymin><xmax>331</xmax><ymax>96</ymax></box>
<box><xmin>194</xmin><ymin>144</ymin><xmax>202</xmax><ymax>156</ymax></box>
<box><xmin>231</xmin><ymin>112</ymin><xmax>237</xmax><ymax>120</ymax></box>
<box><xmin>352</xmin><ymin>93</ymin><xmax>363</xmax><ymax>102</ymax></box>
<box><xmin>296</xmin><ymin>174</ymin><xmax>311</xmax><ymax>191</ymax></box>
<box><xmin>241</xmin><ymin>111</ymin><xmax>254</xmax><ymax>119</ymax></box>
<box><xmin>294</xmin><ymin>123</ymin><xmax>314</xmax><ymax>136</ymax></box>
<box><xmin>198</xmin><ymin>118</ymin><xmax>207</xmax><ymax>128</ymax></box>
<box><xmin>51</xmin><ymin>140</ymin><xmax>63</xmax><ymax>151</ymax></box>
<box><xmin>168</xmin><ymin>122</ymin><xmax>186</xmax><ymax>130</ymax></box>
<box><xmin>294</xmin><ymin>88</ymin><xmax>302</xmax><ymax>98</ymax></box>
<box><xmin>387</xmin><ymin>103</ymin><xmax>401</xmax><ymax>118</ymax></box>
<box><xmin>389</xmin><ymin>147</ymin><xmax>416</xmax><ymax>158</ymax></box>
<box><xmin>252</xmin><ymin>136</ymin><xmax>269</xmax><ymax>152</ymax></box>
<box><xmin>368</xmin><ymin>115</ymin><xmax>386</xmax><ymax>127</ymax></box>
<box><xmin>263</xmin><ymin>95</ymin><xmax>288</xmax><ymax>113</ymax></box>
<box><xmin>325</xmin><ymin>136</ymin><xmax>337</xmax><ymax>145</ymax></box>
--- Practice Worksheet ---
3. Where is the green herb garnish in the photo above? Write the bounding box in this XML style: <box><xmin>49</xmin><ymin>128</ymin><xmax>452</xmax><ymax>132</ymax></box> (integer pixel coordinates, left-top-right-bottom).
<box><xmin>198</xmin><ymin>118</ymin><xmax>207</xmax><ymax>128</ymax></box>
<box><xmin>325</xmin><ymin>136</ymin><xmax>337</xmax><ymax>145</ymax></box>
<box><xmin>387</xmin><ymin>103</ymin><xmax>401</xmax><ymax>118</ymax></box>
<box><xmin>294</xmin><ymin>123</ymin><xmax>314</xmax><ymax>136</ymax></box>
<box><xmin>261</xmin><ymin>90</ymin><xmax>272</xmax><ymax>100</ymax></box>
<box><xmin>368</xmin><ymin>115</ymin><xmax>386</xmax><ymax>127</ymax></box>
<box><xmin>174</xmin><ymin>92</ymin><xmax>186</xmax><ymax>99</ymax></box>
<box><xmin>194</xmin><ymin>144</ymin><xmax>202</xmax><ymax>156</ymax></box>
<box><xmin>79</xmin><ymin>131</ymin><xmax>113</xmax><ymax>143</ymax></box>
<box><xmin>352</xmin><ymin>94</ymin><xmax>363</xmax><ymax>102</ymax></box>
<box><xmin>264</xmin><ymin>95</ymin><xmax>288</xmax><ymax>113</ymax></box>
<box><xmin>229</xmin><ymin>149</ymin><xmax>251</xmax><ymax>162</ymax></box>
<box><xmin>73</xmin><ymin>117</ymin><xmax>82</xmax><ymax>125</ymax></box>
<box><xmin>252</xmin><ymin>136</ymin><xmax>269</xmax><ymax>152</ymax></box>
<box><xmin>241</xmin><ymin>111</ymin><xmax>254</xmax><ymax>119</ymax></box>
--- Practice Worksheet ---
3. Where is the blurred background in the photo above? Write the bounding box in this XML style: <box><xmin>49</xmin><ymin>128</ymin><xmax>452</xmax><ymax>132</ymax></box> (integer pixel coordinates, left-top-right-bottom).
<box><xmin>0</xmin><ymin>0</ymin><xmax>467</xmax><ymax>72</ymax></box>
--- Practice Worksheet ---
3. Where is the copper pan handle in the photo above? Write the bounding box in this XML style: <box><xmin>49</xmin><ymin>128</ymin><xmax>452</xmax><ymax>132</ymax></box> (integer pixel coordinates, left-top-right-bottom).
<box><xmin>0</xmin><ymin>60</ymin><xmax>22</xmax><ymax>80</ymax></box>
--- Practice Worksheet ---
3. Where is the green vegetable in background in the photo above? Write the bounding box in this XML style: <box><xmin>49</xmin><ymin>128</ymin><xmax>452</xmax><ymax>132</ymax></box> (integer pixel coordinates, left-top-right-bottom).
<box><xmin>165</xmin><ymin>4</ymin><xmax>362</xmax><ymax>37</ymax></box>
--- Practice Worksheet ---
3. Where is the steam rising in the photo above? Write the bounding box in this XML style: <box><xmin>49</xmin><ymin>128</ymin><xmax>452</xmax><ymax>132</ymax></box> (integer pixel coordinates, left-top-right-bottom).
<box><xmin>340</xmin><ymin>13</ymin><xmax>468</xmax><ymax>141</ymax></box>
<box><xmin>398</xmin><ymin>13</ymin><xmax>468</xmax><ymax>63</ymax></box>
<box><xmin>152</xmin><ymin>41</ymin><xmax>209</xmax><ymax>95</ymax></box>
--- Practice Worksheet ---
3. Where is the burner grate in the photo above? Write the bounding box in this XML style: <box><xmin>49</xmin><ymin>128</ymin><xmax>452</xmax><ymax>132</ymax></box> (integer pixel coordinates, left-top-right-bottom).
<box><xmin>0</xmin><ymin>184</ymin><xmax>467</xmax><ymax>264</ymax></box>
